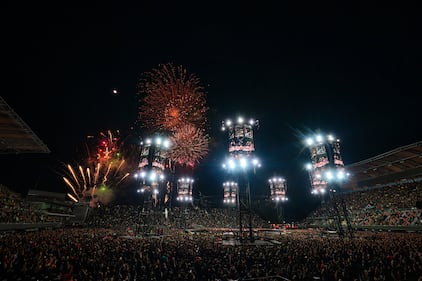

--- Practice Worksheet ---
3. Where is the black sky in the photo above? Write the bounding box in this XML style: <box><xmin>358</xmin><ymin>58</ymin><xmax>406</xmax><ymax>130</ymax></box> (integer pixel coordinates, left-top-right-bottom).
<box><xmin>2</xmin><ymin>3</ymin><xmax>421</xmax><ymax>221</ymax></box>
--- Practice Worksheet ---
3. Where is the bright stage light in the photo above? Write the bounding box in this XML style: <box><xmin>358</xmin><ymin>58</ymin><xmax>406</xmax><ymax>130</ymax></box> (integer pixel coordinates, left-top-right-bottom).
<box><xmin>269</xmin><ymin>176</ymin><xmax>287</xmax><ymax>202</ymax></box>
<box><xmin>305</xmin><ymin>163</ymin><xmax>313</xmax><ymax>170</ymax></box>
<box><xmin>305</xmin><ymin>134</ymin><xmax>339</xmax><ymax>147</ymax></box>
<box><xmin>223</xmin><ymin>156</ymin><xmax>261</xmax><ymax>172</ymax></box>
<box><xmin>222</xmin><ymin>116</ymin><xmax>258</xmax><ymax>129</ymax></box>
<box><xmin>143</xmin><ymin>136</ymin><xmax>171</xmax><ymax>148</ymax></box>
<box><xmin>306</xmin><ymin>138</ymin><xmax>313</xmax><ymax>146</ymax></box>
<box><xmin>240</xmin><ymin>157</ymin><xmax>247</xmax><ymax>168</ymax></box>
<box><xmin>316</xmin><ymin>135</ymin><xmax>323</xmax><ymax>143</ymax></box>
<box><xmin>269</xmin><ymin>177</ymin><xmax>284</xmax><ymax>183</ymax></box>
<box><xmin>228</xmin><ymin>159</ymin><xmax>236</xmax><ymax>169</ymax></box>
<box><xmin>325</xmin><ymin>171</ymin><xmax>333</xmax><ymax>180</ymax></box>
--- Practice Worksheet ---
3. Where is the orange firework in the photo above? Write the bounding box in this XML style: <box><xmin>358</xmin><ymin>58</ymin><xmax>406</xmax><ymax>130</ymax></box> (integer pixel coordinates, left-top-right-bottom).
<box><xmin>167</xmin><ymin>124</ymin><xmax>209</xmax><ymax>168</ymax></box>
<box><xmin>138</xmin><ymin>63</ymin><xmax>208</xmax><ymax>132</ymax></box>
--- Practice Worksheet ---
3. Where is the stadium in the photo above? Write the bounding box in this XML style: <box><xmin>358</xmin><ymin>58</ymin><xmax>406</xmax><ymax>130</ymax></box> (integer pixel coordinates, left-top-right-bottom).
<box><xmin>1</xmin><ymin>96</ymin><xmax>422</xmax><ymax>281</ymax></box>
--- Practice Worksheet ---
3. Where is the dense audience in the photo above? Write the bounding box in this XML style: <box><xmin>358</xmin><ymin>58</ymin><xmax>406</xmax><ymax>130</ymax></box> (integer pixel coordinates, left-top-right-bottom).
<box><xmin>1</xmin><ymin>183</ymin><xmax>422</xmax><ymax>280</ymax></box>
<box><xmin>304</xmin><ymin>181</ymin><xmax>422</xmax><ymax>227</ymax></box>
<box><xmin>1</xmin><ymin>228</ymin><xmax>421</xmax><ymax>281</ymax></box>
<box><xmin>0</xmin><ymin>185</ymin><xmax>65</xmax><ymax>224</ymax></box>
<box><xmin>85</xmin><ymin>205</ymin><xmax>268</xmax><ymax>233</ymax></box>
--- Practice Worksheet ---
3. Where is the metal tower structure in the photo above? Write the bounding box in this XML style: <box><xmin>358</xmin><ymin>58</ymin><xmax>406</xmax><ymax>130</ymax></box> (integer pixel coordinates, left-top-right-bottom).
<box><xmin>268</xmin><ymin>177</ymin><xmax>288</xmax><ymax>223</ymax></box>
<box><xmin>135</xmin><ymin>135</ymin><xmax>171</xmax><ymax>210</ymax></box>
<box><xmin>222</xmin><ymin>116</ymin><xmax>260</xmax><ymax>242</ymax></box>
<box><xmin>304</xmin><ymin>133</ymin><xmax>353</xmax><ymax>239</ymax></box>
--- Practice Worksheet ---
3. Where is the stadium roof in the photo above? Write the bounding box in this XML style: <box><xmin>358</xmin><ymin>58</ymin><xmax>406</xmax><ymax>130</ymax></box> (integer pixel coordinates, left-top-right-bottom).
<box><xmin>343</xmin><ymin>141</ymin><xmax>422</xmax><ymax>190</ymax></box>
<box><xmin>0</xmin><ymin>96</ymin><xmax>50</xmax><ymax>154</ymax></box>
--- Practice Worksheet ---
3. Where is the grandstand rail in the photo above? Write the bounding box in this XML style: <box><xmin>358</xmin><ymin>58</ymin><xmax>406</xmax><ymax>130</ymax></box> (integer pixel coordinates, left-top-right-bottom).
<box><xmin>344</xmin><ymin>141</ymin><xmax>422</xmax><ymax>189</ymax></box>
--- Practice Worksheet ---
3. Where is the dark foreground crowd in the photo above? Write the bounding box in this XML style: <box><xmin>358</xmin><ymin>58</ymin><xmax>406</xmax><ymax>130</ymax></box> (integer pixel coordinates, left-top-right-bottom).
<box><xmin>1</xmin><ymin>228</ymin><xmax>421</xmax><ymax>281</ymax></box>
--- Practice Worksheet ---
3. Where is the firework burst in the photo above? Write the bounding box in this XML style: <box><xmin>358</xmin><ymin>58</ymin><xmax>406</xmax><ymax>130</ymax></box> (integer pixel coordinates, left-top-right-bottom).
<box><xmin>85</xmin><ymin>129</ymin><xmax>122</xmax><ymax>164</ymax></box>
<box><xmin>138</xmin><ymin>63</ymin><xmax>208</xmax><ymax>132</ymax></box>
<box><xmin>63</xmin><ymin>159</ymin><xmax>130</xmax><ymax>206</ymax></box>
<box><xmin>167</xmin><ymin>124</ymin><xmax>209</xmax><ymax>168</ymax></box>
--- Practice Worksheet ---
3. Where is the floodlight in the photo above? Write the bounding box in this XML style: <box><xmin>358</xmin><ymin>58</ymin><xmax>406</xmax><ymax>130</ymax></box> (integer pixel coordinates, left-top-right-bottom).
<box><xmin>306</xmin><ymin>138</ymin><xmax>313</xmax><ymax>146</ymax></box>
<box><xmin>163</xmin><ymin>139</ymin><xmax>170</xmax><ymax>148</ymax></box>
<box><xmin>316</xmin><ymin>135</ymin><xmax>323</xmax><ymax>143</ymax></box>
<box><xmin>228</xmin><ymin>159</ymin><xmax>236</xmax><ymax>169</ymax></box>
<box><xmin>240</xmin><ymin>157</ymin><xmax>247</xmax><ymax>168</ymax></box>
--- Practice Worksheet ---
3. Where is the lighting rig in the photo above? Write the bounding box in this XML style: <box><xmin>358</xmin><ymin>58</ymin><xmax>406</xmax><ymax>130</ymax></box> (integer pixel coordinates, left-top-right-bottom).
<box><xmin>135</xmin><ymin>136</ymin><xmax>171</xmax><ymax>209</ymax></box>
<box><xmin>176</xmin><ymin>177</ymin><xmax>194</xmax><ymax>202</ymax></box>
<box><xmin>269</xmin><ymin>176</ymin><xmax>288</xmax><ymax>223</ymax></box>
<box><xmin>221</xmin><ymin>116</ymin><xmax>260</xmax><ymax>242</ymax></box>
<box><xmin>304</xmin><ymin>132</ymin><xmax>353</xmax><ymax>238</ymax></box>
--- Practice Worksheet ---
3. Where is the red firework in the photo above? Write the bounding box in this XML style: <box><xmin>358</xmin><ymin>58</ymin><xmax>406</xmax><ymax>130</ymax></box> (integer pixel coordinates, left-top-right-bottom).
<box><xmin>168</xmin><ymin>124</ymin><xmax>209</xmax><ymax>167</ymax></box>
<box><xmin>138</xmin><ymin>63</ymin><xmax>208</xmax><ymax>132</ymax></box>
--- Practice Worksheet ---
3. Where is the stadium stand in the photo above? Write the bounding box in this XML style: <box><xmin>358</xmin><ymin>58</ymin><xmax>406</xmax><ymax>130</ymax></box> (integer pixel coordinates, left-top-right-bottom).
<box><xmin>0</xmin><ymin>95</ymin><xmax>50</xmax><ymax>154</ymax></box>
<box><xmin>303</xmin><ymin>141</ymin><xmax>422</xmax><ymax>232</ymax></box>
<box><xmin>342</xmin><ymin>141</ymin><xmax>422</xmax><ymax>190</ymax></box>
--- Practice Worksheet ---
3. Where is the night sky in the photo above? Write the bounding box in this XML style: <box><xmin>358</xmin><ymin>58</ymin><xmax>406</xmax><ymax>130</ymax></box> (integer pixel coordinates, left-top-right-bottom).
<box><xmin>3</xmin><ymin>3</ymin><xmax>421</xmax><ymax>221</ymax></box>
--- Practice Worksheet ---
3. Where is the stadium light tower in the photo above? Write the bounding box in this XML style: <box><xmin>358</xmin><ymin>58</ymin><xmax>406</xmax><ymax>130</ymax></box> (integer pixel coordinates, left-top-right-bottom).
<box><xmin>269</xmin><ymin>177</ymin><xmax>288</xmax><ymax>223</ymax></box>
<box><xmin>136</xmin><ymin>135</ymin><xmax>171</xmax><ymax>209</ymax></box>
<box><xmin>305</xmin><ymin>162</ymin><xmax>327</xmax><ymax>205</ymax></box>
<box><xmin>223</xmin><ymin>181</ymin><xmax>238</xmax><ymax>205</ymax></box>
<box><xmin>221</xmin><ymin>116</ymin><xmax>260</xmax><ymax>242</ymax></box>
<box><xmin>304</xmin><ymin>132</ymin><xmax>353</xmax><ymax>238</ymax></box>
<box><xmin>222</xmin><ymin>156</ymin><xmax>261</xmax><ymax>241</ymax></box>
<box><xmin>176</xmin><ymin>177</ymin><xmax>194</xmax><ymax>203</ymax></box>
<box><xmin>221</xmin><ymin>116</ymin><xmax>259</xmax><ymax>157</ymax></box>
